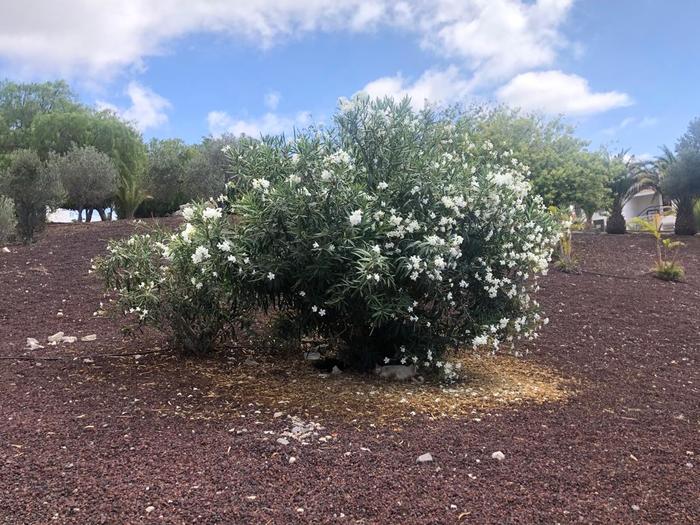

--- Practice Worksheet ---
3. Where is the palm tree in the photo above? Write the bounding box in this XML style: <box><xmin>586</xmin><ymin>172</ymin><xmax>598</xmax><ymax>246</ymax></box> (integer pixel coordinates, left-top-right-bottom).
<box><xmin>605</xmin><ymin>151</ymin><xmax>660</xmax><ymax>234</ymax></box>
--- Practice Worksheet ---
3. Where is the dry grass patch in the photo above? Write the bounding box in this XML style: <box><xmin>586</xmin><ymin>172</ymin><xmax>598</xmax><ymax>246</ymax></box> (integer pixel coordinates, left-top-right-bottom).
<box><xmin>176</xmin><ymin>350</ymin><xmax>573</xmax><ymax>424</ymax></box>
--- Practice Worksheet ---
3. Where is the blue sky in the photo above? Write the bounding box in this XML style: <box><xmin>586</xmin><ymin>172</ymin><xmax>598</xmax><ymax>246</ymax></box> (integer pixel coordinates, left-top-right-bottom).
<box><xmin>1</xmin><ymin>0</ymin><xmax>698</xmax><ymax>159</ymax></box>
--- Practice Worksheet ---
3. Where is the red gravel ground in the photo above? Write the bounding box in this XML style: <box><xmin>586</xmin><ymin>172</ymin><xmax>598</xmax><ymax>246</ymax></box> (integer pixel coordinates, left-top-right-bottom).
<box><xmin>1</xmin><ymin>222</ymin><xmax>699</xmax><ymax>524</ymax></box>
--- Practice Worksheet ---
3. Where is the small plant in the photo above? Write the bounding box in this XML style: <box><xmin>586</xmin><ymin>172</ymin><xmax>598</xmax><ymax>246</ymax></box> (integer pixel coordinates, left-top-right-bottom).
<box><xmin>630</xmin><ymin>214</ymin><xmax>685</xmax><ymax>282</ymax></box>
<box><xmin>550</xmin><ymin>207</ymin><xmax>579</xmax><ymax>273</ymax></box>
<box><xmin>0</xmin><ymin>195</ymin><xmax>16</xmax><ymax>243</ymax></box>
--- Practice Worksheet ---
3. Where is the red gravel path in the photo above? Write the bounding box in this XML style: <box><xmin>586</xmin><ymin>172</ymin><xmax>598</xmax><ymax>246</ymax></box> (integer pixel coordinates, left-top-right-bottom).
<box><xmin>1</xmin><ymin>223</ymin><xmax>698</xmax><ymax>524</ymax></box>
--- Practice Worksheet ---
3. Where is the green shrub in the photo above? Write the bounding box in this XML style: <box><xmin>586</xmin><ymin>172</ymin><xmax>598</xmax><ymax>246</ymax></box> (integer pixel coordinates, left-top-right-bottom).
<box><xmin>99</xmin><ymin>96</ymin><xmax>560</xmax><ymax>380</ymax></box>
<box><xmin>0</xmin><ymin>195</ymin><xmax>16</xmax><ymax>243</ymax></box>
<box><xmin>0</xmin><ymin>149</ymin><xmax>63</xmax><ymax>243</ymax></box>
<box><xmin>654</xmin><ymin>260</ymin><xmax>684</xmax><ymax>282</ymax></box>
<box><xmin>94</xmin><ymin>204</ymin><xmax>252</xmax><ymax>354</ymax></box>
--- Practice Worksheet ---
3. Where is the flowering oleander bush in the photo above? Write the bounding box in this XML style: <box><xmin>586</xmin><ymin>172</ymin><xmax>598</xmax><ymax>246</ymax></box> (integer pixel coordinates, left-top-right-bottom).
<box><xmin>94</xmin><ymin>204</ymin><xmax>253</xmax><ymax>354</ymax></box>
<box><xmin>98</xmin><ymin>96</ymin><xmax>560</xmax><ymax>380</ymax></box>
<box><xmin>224</xmin><ymin>96</ymin><xmax>559</xmax><ymax>378</ymax></box>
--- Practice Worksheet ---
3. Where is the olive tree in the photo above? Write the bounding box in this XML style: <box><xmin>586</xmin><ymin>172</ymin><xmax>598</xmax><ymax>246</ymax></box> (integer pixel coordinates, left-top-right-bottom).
<box><xmin>0</xmin><ymin>150</ymin><xmax>63</xmax><ymax>243</ymax></box>
<box><xmin>183</xmin><ymin>134</ymin><xmax>238</xmax><ymax>201</ymax></box>
<box><xmin>136</xmin><ymin>138</ymin><xmax>193</xmax><ymax>217</ymax></box>
<box><xmin>46</xmin><ymin>146</ymin><xmax>118</xmax><ymax>222</ymax></box>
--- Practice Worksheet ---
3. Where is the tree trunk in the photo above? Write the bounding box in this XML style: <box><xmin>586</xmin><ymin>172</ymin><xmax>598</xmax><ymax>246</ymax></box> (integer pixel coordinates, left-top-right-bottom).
<box><xmin>85</xmin><ymin>208</ymin><xmax>93</xmax><ymax>223</ymax></box>
<box><xmin>606</xmin><ymin>198</ymin><xmax>626</xmax><ymax>234</ymax></box>
<box><xmin>97</xmin><ymin>208</ymin><xmax>108</xmax><ymax>221</ymax></box>
<box><xmin>675</xmin><ymin>196</ymin><xmax>697</xmax><ymax>236</ymax></box>
<box><xmin>76</xmin><ymin>207</ymin><xmax>83</xmax><ymax>223</ymax></box>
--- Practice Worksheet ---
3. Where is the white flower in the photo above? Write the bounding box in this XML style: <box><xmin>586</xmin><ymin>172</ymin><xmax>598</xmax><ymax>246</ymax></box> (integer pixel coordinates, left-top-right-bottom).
<box><xmin>312</xmin><ymin>242</ymin><xmax>320</xmax><ymax>249</ymax></box>
<box><xmin>349</xmin><ymin>209</ymin><xmax>363</xmax><ymax>226</ymax></box>
<box><xmin>299</xmin><ymin>291</ymin><xmax>306</xmax><ymax>297</ymax></box>
<box><xmin>472</xmin><ymin>334</ymin><xmax>489</xmax><ymax>348</ymax></box>
<box><xmin>227</xmin><ymin>255</ymin><xmax>237</xmax><ymax>263</ymax></box>
<box><xmin>311</xmin><ymin>305</ymin><xmax>318</xmax><ymax>313</ymax></box>
<box><xmin>202</xmin><ymin>207</ymin><xmax>222</xmax><ymax>220</ymax></box>
<box><xmin>318</xmin><ymin>308</ymin><xmax>326</xmax><ymax>317</ymax></box>
<box><xmin>181</xmin><ymin>223</ymin><xmax>196</xmax><ymax>243</ymax></box>
<box><xmin>267</xmin><ymin>272</ymin><xmax>275</xmax><ymax>281</ymax></box>
<box><xmin>252</xmin><ymin>178</ymin><xmax>271</xmax><ymax>191</ymax></box>
<box><xmin>217</xmin><ymin>240</ymin><xmax>232</xmax><ymax>252</ymax></box>
<box><xmin>371</xmin><ymin>245</ymin><xmax>381</xmax><ymax>254</ymax></box>
<box><xmin>182</xmin><ymin>207</ymin><xmax>195</xmax><ymax>221</ymax></box>
<box><xmin>191</xmin><ymin>246</ymin><xmax>211</xmax><ymax>264</ymax></box>
<box><xmin>383</xmin><ymin>357</ymin><xmax>390</xmax><ymax>364</ymax></box>
<box><xmin>377</xmin><ymin>182</ymin><xmax>388</xmax><ymax>190</ymax></box>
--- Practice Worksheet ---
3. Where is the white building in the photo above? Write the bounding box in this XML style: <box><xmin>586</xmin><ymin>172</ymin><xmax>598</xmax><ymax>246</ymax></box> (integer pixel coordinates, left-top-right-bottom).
<box><xmin>592</xmin><ymin>189</ymin><xmax>675</xmax><ymax>231</ymax></box>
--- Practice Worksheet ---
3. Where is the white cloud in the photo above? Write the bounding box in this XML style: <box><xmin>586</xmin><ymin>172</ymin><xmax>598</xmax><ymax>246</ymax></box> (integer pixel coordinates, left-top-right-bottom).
<box><xmin>97</xmin><ymin>82</ymin><xmax>171</xmax><ymax>131</ymax></box>
<box><xmin>0</xmin><ymin>1</ymin><xmax>572</xmax><ymax>83</ymax></box>
<box><xmin>0</xmin><ymin>1</ymin><xmax>394</xmax><ymax>79</ymax></box>
<box><xmin>264</xmin><ymin>91</ymin><xmax>281</xmax><ymax>111</ymax></box>
<box><xmin>496</xmin><ymin>71</ymin><xmax>633</xmax><ymax>116</ymax></box>
<box><xmin>207</xmin><ymin>110</ymin><xmax>312</xmax><ymax>138</ymax></box>
<box><xmin>360</xmin><ymin>66</ymin><xmax>472</xmax><ymax>109</ymax></box>
<box><xmin>419</xmin><ymin>0</ymin><xmax>574</xmax><ymax>82</ymax></box>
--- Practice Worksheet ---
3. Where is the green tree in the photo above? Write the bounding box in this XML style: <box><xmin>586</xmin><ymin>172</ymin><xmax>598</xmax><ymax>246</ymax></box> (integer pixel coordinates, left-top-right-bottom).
<box><xmin>664</xmin><ymin>151</ymin><xmax>700</xmax><ymax>235</ymax></box>
<box><xmin>46</xmin><ymin>146</ymin><xmax>118</xmax><ymax>222</ymax></box>
<box><xmin>136</xmin><ymin>138</ymin><xmax>193</xmax><ymax>217</ymax></box>
<box><xmin>0</xmin><ymin>149</ymin><xmax>63</xmax><ymax>243</ymax></box>
<box><xmin>661</xmin><ymin>118</ymin><xmax>700</xmax><ymax>235</ymax></box>
<box><xmin>31</xmin><ymin>110</ymin><xmax>93</xmax><ymax>159</ymax></box>
<box><xmin>183</xmin><ymin>134</ymin><xmax>237</xmax><ymax>201</ymax></box>
<box><xmin>460</xmin><ymin>106</ymin><xmax>610</xmax><ymax>213</ymax></box>
<box><xmin>605</xmin><ymin>151</ymin><xmax>660</xmax><ymax>234</ymax></box>
<box><xmin>0</xmin><ymin>80</ymin><xmax>80</xmax><ymax>154</ymax></box>
<box><xmin>32</xmin><ymin>109</ymin><xmax>147</xmax><ymax>219</ymax></box>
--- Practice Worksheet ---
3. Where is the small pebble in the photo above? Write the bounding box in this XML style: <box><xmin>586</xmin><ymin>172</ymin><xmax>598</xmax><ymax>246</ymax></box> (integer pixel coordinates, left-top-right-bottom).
<box><xmin>491</xmin><ymin>451</ymin><xmax>505</xmax><ymax>461</ymax></box>
<box><xmin>417</xmin><ymin>453</ymin><xmax>433</xmax><ymax>463</ymax></box>
<box><xmin>145</xmin><ymin>506</ymin><xmax>155</xmax><ymax>514</ymax></box>
<box><xmin>277</xmin><ymin>437</ymin><xmax>290</xmax><ymax>446</ymax></box>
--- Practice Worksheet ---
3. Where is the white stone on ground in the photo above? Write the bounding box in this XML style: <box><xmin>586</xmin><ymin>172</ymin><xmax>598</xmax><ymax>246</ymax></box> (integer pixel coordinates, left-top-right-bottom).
<box><xmin>417</xmin><ymin>453</ymin><xmax>433</xmax><ymax>463</ymax></box>
<box><xmin>491</xmin><ymin>451</ymin><xmax>506</xmax><ymax>461</ymax></box>
<box><xmin>47</xmin><ymin>332</ymin><xmax>64</xmax><ymax>343</ymax></box>
<box><xmin>26</xmin><ymin>338</ymin><xmax>44</xmax><ymax>350</ymax></box>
